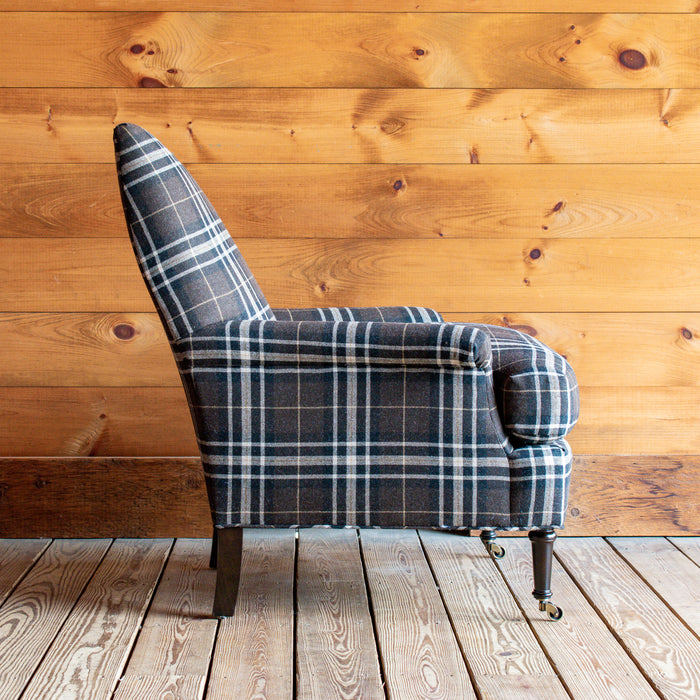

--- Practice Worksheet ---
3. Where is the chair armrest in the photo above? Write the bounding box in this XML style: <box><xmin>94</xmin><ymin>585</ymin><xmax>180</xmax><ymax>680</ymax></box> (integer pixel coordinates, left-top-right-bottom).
<box><xmin>477</xmin><ymin>325</ymin><xmax>579</xmax><ymax>444</ymax></box>
<box><xmin>173</xmin><ymin>319</ymin><xmax>491</xmax><ymax>370</ymax></box>
<box><xmin>272</xmin><ymin>306</ymin><xmax>443</xmax><ymax>323</ymax></box>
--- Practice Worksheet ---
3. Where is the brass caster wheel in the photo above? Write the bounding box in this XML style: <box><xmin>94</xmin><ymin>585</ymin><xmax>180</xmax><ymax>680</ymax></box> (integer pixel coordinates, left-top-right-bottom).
<box><xmin>539</xmin><ymin>600</ymin><xmax>563</xmax><ymax>620</ymax></box>
<box><xmin>485</xmin><ymin>542</ymin><xmax>505</xmax><ymax>559</ymax></box>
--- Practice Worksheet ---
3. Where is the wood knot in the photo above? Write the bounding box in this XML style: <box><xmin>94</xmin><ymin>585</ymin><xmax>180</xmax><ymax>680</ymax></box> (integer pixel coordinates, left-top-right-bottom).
<box><xmin>413</xmin><ymin>48</ymin><xmax>426</xmax><ymax>58</ymax></box>
<box><xmin>130</xmin><ymin>44</ymin><xmax>145</xmax><ymax>54</ymax></box>
<box><xmin>112</xmin><ymin>323</ymin><xmax>137</xmax><ymax>341</ymax></box>
<box><xmin>529</xmin><ymin>248</ymin><xmax>542</xmax><ymax>260</ymax></box>
<box><xmin>681</xmin><ymin>327</ymin><xmax>693</xmax><ymax>340</ymax></box>
<box><xmin>393</xmin><ymin>180</ymin><xmax>403</xmax><ymax>190</ymax></box>
<box><xmin>619</xmin><ymin>49</ymin><xmax>646</xmax><ymax>70</ymax></box>
<box><xmin>570</xmin><ymin>507</ymin><xmax>580</xmax><ymax>517</ymax></box>
<box><xmin>139</xmin><ymin>77</ymin><xmax>167</xmax><ymax>88</ymax></box>
<box><xmin>380</xmin><ymin>118</ymin><xmax>404</xmax><ymax>135</ymax></box>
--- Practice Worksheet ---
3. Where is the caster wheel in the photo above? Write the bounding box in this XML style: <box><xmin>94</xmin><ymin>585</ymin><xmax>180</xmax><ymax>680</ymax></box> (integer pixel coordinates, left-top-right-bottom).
<box><xmin>487</xmin><ymin>543</ymin><xmax>505</xmax><ymax>559</ymax></box>
<box><xmin>539</xmin><ymin>600</ymin><xmax>563</xmax><ymax>620</ymax></box>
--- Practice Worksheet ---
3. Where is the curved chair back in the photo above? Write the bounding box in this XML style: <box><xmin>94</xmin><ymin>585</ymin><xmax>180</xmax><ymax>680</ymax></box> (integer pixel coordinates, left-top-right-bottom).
<box><xmin>113</xmin><ymin>123</ymin><xmax>274</xmax><ymax>341</ymax></box>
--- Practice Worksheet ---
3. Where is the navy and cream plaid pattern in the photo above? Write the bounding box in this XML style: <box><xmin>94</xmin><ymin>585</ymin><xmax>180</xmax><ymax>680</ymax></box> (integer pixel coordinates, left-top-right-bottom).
<box><xmin>114</xmin><ymin>123</ymin><xmax>273</xmax><ymax>340</ymax></box>
<box><xmin>114</xmin><ymin>124</ymin><xmax>579</xmax><ymax>531</ymax></box>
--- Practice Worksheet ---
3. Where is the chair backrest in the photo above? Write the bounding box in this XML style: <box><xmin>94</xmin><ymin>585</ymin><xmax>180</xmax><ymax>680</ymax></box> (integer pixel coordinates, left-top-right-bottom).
<box><xmin>113</xmin><ymin>123</ymin><xmax>274</xmax><ymax>341</ymax></box>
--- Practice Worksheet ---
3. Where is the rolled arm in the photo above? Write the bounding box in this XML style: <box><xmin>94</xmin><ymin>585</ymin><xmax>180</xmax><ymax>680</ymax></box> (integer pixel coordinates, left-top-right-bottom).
<box><xmin>272</xmin><ymin>306</ymin><xmax>443</xmax><ymax>323</ymax></box>
<box><xmin>476</xmin><ymin>325</ymin><xmax>579</xmax><ymax>444</ymax></box>
<box><xmin>172</xmin><ymin>319</ymin><xmax>491</xmax><ymax>370</ymax></box>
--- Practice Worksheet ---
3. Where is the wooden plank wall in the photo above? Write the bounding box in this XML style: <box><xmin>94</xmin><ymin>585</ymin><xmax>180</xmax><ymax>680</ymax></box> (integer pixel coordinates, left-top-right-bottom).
<box><xmin>1</xmin><ymin>2</ymin><xmax>699</xmax><ymax>537</ymax></box>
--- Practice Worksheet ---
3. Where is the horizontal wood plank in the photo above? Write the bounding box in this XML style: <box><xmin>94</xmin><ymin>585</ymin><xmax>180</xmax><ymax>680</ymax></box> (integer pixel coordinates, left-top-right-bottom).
<box><xmin>3</xmin><ymin>386</ymin><xmax>700</xmax><ymax>456</ymax></box>
<box><xmin>2</xmin><ymin>2</ymin><xmax>698</xmax><ymax>11</ymax></box>
<box><xmin>565</xmin><ymin>457</ymin><xmax>700</xmax><ymax>536</ymax></box>
<box><xmin>0</xmin><ymin>458</ymin><xmax>209</xmax><ymax>538</ymax></box>
<box><xmin>4</xmin><ymin>237</ymin><xmax>700</xmax><ymax>313</ymax></box>
<box><xmin>0</xmin><ymin>456</ymin><xmax>696</xmax><ymax>537</ymax></box>
<box><xmin>6</xmin><ymin>163</ymin><xmax>700</xmax><ymax>240</ymax></box>
<box><xmin>4</xmin><ymin>88</ymin><xmax>700</xmax><ymax>164</ymax></box>
<box><xmin>0</xmin><ymin>313</ymin><xmax>178</xmax><ymax>387</ymax></box>
<box><xmin>4</xmin><ymin>312</ymin><xmax>700</xmax><ymax>389</ymax></box>
<box><xmin>3</xmin><ymin>14</ymin><xmax>700</xmax><ymax>89</ymax></box>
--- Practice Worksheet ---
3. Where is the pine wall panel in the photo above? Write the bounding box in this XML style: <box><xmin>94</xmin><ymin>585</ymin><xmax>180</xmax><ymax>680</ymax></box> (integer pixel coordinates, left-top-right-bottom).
<box><xmin>1</xmin><ymin>3</ymin><xmax>698</xmax><ymax>536</ymax></box>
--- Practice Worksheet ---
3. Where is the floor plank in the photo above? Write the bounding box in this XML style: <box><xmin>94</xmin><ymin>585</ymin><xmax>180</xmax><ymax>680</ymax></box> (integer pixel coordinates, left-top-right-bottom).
<box><xmin>420</xmin><ymin>530</ymin><xmax>568</xmax><ymax>700</ymax></box>
<box><xmin>114</xmin><ymin>538</ymin><xmax>218</xmax><ymax>700</ymax></box>
<box><xmin>0</xmin><ymin>539</ymin><xmax>50</xmax><ymax>605</ymax></box>
<box><xmin>669</xmin><ymin>536</ymin><xmax>700</xmax><ymax>567</ymax></box>
<box><xmin>296</xmin><ymin>529</ymin><xmax>384</xmax><ymax>700</ymax></box>
<box><xmin>20</xmin><ymin>538</ymin><xmax>171</xmax><ymax>700</ymax></box>
<box><xmin>496</xmin><ymin>537</ymin><xmax>658</xmax><ymax>700</ymax></box>
<box><xmin>360</xmin><ymin>529</ymin><xmax>476</xmax><ymax>700</ymax></box>
<box><xmin>556</xmin><ymin>537</ymin><xmax>700</xmax><ymax>700</ymax></box>
<box><xmin>607</xmin><ymin>537</ymin><xmax>700</xmax><ymax>635</ymax></box>
<box><xmin>206</xmin><ymin>529</ymin><xmax>296</xmax><ymax>700</ymax></box>
<box><xmin>0</xmin><ymin>539</ymin><xmax>111</xmax><ymax>700</ymax></box>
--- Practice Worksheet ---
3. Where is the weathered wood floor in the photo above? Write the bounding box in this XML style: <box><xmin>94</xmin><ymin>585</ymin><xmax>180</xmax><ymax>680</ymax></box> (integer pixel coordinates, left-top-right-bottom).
<box><xmin>0</xmin><ymin>533</ymin><xmax>698</xmax><ymax>700</ymax></box>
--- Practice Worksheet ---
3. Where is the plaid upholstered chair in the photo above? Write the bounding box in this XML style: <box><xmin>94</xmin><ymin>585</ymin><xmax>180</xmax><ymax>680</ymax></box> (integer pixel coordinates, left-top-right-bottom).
<box><xmin>114</xmin><ymin>123</ymin><xmax>579</xmax><ymax>621</ymax></box>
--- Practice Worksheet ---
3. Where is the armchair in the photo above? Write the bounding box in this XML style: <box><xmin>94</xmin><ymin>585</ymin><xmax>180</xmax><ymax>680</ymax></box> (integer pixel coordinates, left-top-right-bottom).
<box><xmin>114</xmin><ymin>123</ymin><xmax>579</xmax><ymax>620</ymax></box>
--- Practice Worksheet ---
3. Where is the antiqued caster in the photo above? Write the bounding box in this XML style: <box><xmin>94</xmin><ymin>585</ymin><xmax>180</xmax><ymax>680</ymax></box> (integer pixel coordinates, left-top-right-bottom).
<box><xmin>480</xmin><ymin>531</ymin><xmax>505</xmax><ymax>559</ymax></box>
<box><xmin>539</xmin><ymin>600</ymin><xmax>563</xmax><ymax>620</ymax></box>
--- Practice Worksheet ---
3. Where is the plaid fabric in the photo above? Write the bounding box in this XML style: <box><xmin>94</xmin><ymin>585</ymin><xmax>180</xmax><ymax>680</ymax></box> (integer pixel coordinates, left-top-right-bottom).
<box><xmin>113</xmin><ymin>124</ymin><xmax>578</xmax><ymax>531</ymax></box>
<box><xmin>476</xmin><ymin>325</ymin><xmax>579</xmax><ymax>444</ymax></box>
<box><xmin>172</xmin><ymin>319</ymin><xmax>513</xmax><ymax>529</ymax></box>
<box><xmin>114</xmin><ymin>123</ymin><xmax>274</xmax><ymax>340</ymax></box>
<box><xmin>273</xmin><ymin>306</ymin><xmax>444</xmax><ymax>323</ymax></box>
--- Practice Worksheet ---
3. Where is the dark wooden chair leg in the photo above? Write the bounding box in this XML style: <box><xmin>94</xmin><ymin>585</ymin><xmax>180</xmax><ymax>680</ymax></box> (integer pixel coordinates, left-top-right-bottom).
<box><xmin>209</xmin><ymin>527</ymin><xmax>218</xmax><ymax>569</ymax></box>
<box><xmin>212</xmin><ymin>527</ymin><xmax>243</xmax><ymax>618</ymax></box>
<box><xmin>528</xmin><ymin>528</ymin><xmax>563</xmax><ymax>620</ymax></box>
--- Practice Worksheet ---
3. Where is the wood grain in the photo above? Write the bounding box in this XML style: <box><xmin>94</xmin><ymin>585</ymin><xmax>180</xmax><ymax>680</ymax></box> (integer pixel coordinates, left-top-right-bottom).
<box><xmin>496</xmin><ymin>537</ymin><xmax>659</xmax><ymax>700</ymax></box>
<box><xmin>419</xmin><ymin>530</ymin><xmax>567</xmax><ymax>700</ymax></box>
<box><xmin>0</xmin><ymin>313</ymin><xmax>177</xmax><ymax>387</ymax></box>
<box><xmin>555</xmin><ymin>537</ymin><xmax>700</xmax><ymax>700</ymax></box>
<box><xmin>113</xmin><ymin>538</ymin><xmax>217</xmax><ymax>700</ymax></box>
<box><xmin>360</xmin><ymin>528</ymin><xmax>476</xmax><ymax>700</ymax></box>
<box><xmin>0</xmin><ymin>387</ymin><xmax>196</xmax><ymax>456</ymax></box>
<box><xmin>607</xmin><ymin>537</ymin><xmax>700</xmax><ymax>635</ymax></box>
<box><xmin>6</xmin><ymin>163</ymin><xmax>700</xmax><ymax>240</ymax></box>
<box><xmin>0</xmin><ymin>458</ymin><xmax>209</xmax><ymax>538</ymax></box>
<box><xmin>207</xmin><ymin>529</ymin><xmax>295</xmax><ymax>700</ymax></box>
<box><xmin>1</xmin><ymin>456</ymin><xmax>695</xmax><ymax>538</ymax></box>
<box><xmin>0</xmin><ymin>539</ymin><xmax>111</xmax><ymax>700</ymax></box>
<box><xmin>4</xmin><ymin>386</ymin><xmax>700</xmax><ymax>457</ymax></box>
<box><xmin>0</xmin><ymin>540</ymin><xmax>49</xmax><ymax>605</ymax></box>
<box><xmin>4</xmin><ymin>311</ymin><xmax>700</xmax><ymax>389</ymax></box>
<box><xmin>2</xmin><ymin>2</ymin><xmax>698</xmax><ymax>11</ymax></box>
<box><xmin>3</xmin><ymin>14</ymin><xmax>700</xmax><ymax>89</ymax></box>
<box><xmin>5</xmin><ymin>237</ymin><xmax>700</xmax><ymax>314</ymax></box>
<box><xmin>565</xmin><ymin>456</ymin><xmax>700</xmax><ymax>536</ymax></box>
<box><xmin>296</xmin><ymin>529</ymin><xmax>383</xmax><ymax>700</ymax></box>
<box><xmin>21</xmin><ymin>538</ymin><xmax>171</xmax><ymax>700</ymax></box>
<box><xmin>446</xmin><ymin>313</ymin><xmax>700</xmax><ymax>388</ymax></box>
<box><xmin>669</xmin><ymin>536</ymin><xmax>700</xmax><ymax>566</ymax></box>
<box><xmin>4</xmin><ymin>89</ymin><xmax>700</xmax><ymax>164</ymax></box>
